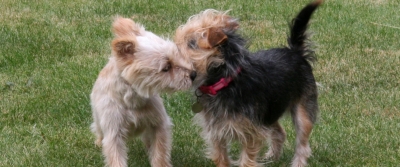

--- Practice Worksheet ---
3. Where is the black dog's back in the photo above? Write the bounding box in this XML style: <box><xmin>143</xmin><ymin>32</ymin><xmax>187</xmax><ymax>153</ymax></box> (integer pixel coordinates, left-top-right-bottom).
<box><xmin>248</xmin><ymin>47</ymin><xmax>315</xmax><ymax>124</ymax></box>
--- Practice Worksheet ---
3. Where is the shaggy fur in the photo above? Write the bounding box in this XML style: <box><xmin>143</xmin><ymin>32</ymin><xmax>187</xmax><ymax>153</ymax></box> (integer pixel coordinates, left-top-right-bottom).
<box><xmin>90</xmin><ymin>17</ymin><xmax>196</xmax><ymax>167</ymax></box>
<box><xmin>175</xmin><ymin>1</ymin><xmax>322</xmax><ymax>167</ymax></box>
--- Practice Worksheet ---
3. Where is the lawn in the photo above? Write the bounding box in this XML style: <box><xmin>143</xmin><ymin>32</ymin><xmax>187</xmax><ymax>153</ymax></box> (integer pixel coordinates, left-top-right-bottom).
<box><xmin>1</xmin><ymin>0</ymin><xmax>399</xmax><ymax>166</ymax></box>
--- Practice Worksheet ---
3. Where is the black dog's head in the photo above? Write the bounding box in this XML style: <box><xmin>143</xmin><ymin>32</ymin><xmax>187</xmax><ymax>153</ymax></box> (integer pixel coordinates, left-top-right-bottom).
<box><xmin>174</xmin><ymin>9</ymin><xmax>245</xmax><ymax>88</ymax></box>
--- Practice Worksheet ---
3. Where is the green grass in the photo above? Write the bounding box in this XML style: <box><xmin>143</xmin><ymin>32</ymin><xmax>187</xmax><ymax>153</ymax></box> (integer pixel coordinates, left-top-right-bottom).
<box><xmin>1</xmin><ymin>0</ymin><xmax>399</xmax><ymax>166</ymax></box>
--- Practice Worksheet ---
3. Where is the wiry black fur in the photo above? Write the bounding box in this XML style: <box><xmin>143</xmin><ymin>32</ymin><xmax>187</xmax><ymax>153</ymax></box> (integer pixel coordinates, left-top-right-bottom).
<box><xmin>198</xmin><ymin>1</ymin><xmax>320</xmax><ymax>125</ymax></box>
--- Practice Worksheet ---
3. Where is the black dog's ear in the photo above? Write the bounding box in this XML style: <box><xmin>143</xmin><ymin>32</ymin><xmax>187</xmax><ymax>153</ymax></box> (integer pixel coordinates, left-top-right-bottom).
<box><xmin>112</xmin><ymin>37</ymin><xmax>136</xmax><ymax>59</ymax></box>
<box><xmin>224</xmin><ymin>16</ymin><xmax>240</xmax><ymax>31</ymax></box>
<box><xmin>198</xmin><ymin>27</ymin><xmax>227</xmax><ymax>49</ymax></box>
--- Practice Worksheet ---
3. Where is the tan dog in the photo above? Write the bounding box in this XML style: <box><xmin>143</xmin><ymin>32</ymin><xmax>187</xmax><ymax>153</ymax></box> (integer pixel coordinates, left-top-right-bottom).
<box><xmin>90</xmin><ymin>17</ymin><xmax>196</xmax><ymax>167</ymax></box>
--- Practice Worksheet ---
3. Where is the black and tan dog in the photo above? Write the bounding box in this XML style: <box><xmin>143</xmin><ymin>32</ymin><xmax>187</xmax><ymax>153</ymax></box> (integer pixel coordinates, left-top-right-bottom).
<box><xmin>175</xmin><ymin>1</ymin><xmax>322</xmax><ymax>166</ymax></box>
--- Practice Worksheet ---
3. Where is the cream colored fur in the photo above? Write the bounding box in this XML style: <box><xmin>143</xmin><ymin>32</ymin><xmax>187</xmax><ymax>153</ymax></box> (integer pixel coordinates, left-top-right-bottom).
<box><xmin>90</xmin><ymin>17</ymin><xmax>194</xmax><ymax>167</ymax></box>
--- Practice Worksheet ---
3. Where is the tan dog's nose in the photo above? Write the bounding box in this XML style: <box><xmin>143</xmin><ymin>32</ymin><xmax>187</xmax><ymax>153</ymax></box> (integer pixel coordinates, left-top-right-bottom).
<box><xmin>190</xmin><ymin>71</ymin><xmax>197</xmax><ymax>81</ymax></box>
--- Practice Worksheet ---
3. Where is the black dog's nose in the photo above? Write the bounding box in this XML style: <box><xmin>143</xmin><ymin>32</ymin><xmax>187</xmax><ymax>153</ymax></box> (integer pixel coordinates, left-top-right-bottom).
<box><xmin>190</xmin><ymin>71</ymin><xmax>197</xmax><ymax>81</ymax></box>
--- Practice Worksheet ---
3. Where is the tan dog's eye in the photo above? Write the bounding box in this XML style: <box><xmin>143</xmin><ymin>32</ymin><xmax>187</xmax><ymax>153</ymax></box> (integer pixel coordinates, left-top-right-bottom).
<box><xmin>188</xmin><ymin>39</ymin><xmax>198</xmax><ymax>49</ymax></box>
<box><xmin>162</xmin><ymin>63</ymin><xmax>171</xmax><ymax>72</ymax></box>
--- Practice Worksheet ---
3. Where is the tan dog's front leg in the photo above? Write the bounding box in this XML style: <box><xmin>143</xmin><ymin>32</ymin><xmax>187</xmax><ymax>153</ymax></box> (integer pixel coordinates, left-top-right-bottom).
<box><xmin>144</xmin><ymin>124</ymin><xmax>172</xmax><ymax>167</ymax></box>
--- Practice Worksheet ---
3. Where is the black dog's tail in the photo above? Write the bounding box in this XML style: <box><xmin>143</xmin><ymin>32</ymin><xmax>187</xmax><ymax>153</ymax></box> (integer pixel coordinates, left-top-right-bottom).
<box><xmin>288</xmin><ymin>0</ymin><xmax>322</xmax><ymax>61</ymax></box>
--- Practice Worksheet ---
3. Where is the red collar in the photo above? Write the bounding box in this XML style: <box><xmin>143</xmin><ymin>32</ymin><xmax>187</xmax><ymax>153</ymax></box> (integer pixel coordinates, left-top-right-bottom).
<box><xmin>198</xmin><ymin>68</ymin><xmax>241</xmax><ymax>95</ymax></box>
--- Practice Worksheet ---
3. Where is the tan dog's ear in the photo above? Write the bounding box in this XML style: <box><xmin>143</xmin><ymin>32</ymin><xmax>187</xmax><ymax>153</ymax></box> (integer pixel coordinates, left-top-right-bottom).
<box><xmin>198</xmin><ymin>27</ymin><xmax>227</xmax><ymax>49</ymax></box>
<box><xmin>111</xmin><ymin>38</ymin><xmax>136</xmax><ymax>58</ymax></box>
<box><xmin>112</xmin><ymin>17</ymin><xmax>141</xmax><ymax>37</ymax></box>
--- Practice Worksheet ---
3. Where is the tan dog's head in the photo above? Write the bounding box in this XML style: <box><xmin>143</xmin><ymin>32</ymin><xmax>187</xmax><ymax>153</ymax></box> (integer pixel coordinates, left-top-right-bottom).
<box><xmin>112</xmin><ymin>17</ymin><xmax>196</xmax><ymax>97</ymax></box>
<box><xmin>174</xmin><ymin>10</ymin><xmax>239</xmax><ymax>87</ymax></box>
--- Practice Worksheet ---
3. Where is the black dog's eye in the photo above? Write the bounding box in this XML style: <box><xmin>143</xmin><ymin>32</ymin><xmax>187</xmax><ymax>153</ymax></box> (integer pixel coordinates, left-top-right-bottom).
<box><xmin>188</xmin><ymin>39</ymin><xmax>198</xmax><ymax>49</ymax></box>
<box><xmin>162</xmin><ymin>63</ymin><xmax>171</xmax><ymax>72</ymax></box>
